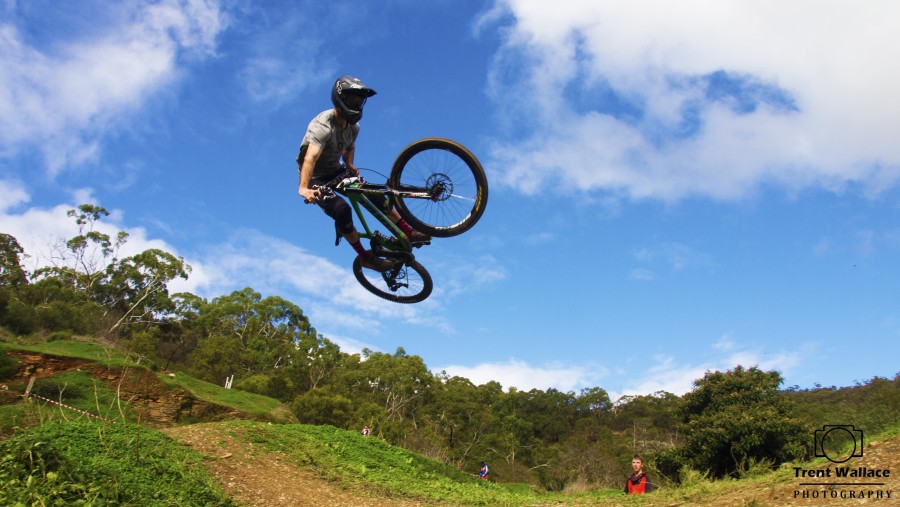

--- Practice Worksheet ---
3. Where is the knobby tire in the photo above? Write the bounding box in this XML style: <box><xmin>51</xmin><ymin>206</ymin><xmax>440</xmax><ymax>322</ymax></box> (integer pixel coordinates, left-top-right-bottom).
<box><xmin>388</xmin><ymin>138</ymin><xmax>488</xmax><ymax>238</ymax></box>
<box><xmin>352</xmin><ymin>257</ymin><xmax>433</xmax><ymax>303</ymax></box>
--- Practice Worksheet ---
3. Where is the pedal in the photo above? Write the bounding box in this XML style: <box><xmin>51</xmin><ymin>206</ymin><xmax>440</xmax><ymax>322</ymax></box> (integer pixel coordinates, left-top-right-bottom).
<box><xmin>384</xmin><ymin>237</ymin><xmax>403</xmax><ymax>250</ymax></box>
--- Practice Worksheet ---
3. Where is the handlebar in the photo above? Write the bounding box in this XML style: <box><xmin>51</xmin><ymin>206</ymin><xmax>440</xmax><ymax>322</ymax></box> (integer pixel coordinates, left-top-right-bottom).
<box><xmin>303</xmin><ymin>171</ymin><xmax>364</xmax><ymax>204</ymax></box>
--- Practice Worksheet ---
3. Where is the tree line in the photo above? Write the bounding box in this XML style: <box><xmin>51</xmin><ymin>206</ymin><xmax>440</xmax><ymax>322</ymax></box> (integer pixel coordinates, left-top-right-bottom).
<box><xmin>1</xmin><ymin>205</ymin><xmax>897</xmax><ymax>491</ymax></box>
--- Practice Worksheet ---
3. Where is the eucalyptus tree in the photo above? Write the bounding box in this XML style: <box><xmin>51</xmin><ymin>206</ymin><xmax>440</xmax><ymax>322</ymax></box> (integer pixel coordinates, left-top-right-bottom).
<box><xmin>0</xmin><ymin>233</ymin><xmax>26</xmax><ymax>288</ymax></box>
<box><xmin>427</xmin><ymin>375</ymin><xmax>498</xmax><ymax>469</ymax></box>
<box><xmin>188</xmin><ymin>288</ymin><xmax>317</xmax><ymax>388</ymax></box>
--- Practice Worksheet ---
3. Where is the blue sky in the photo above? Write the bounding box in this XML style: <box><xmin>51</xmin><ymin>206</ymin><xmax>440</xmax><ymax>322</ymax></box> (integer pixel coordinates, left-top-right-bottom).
<box><xmin>2</xmin><ymin>0</ymin><xmax>899</xmax><ymax>400</ymax></box>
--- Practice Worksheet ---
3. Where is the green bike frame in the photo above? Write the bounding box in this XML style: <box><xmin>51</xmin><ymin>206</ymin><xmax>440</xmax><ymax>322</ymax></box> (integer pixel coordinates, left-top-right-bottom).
<box><xmin>343</xmin><ymin>182</ymin><xmax>413</xmax><ymax>253</ymax></box>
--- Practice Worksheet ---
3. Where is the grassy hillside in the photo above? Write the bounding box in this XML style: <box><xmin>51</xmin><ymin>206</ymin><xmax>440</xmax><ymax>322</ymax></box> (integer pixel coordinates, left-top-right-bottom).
<box><xmin>0</xmin><ymin>417</ymin><xmax>632</xmax><ymax>507</ymax></box>
<box><xmin>2</xmin><ymin>339</ymin><xmax>898</xmax><ymax>506</ymax></box>
<box><xmin>0</xmin><ymin>339</ymin><xmax>139</xmax><ymax>367</ymax></box>
<box><xmin>0</xmin><ymin>340</ymin><xmax>296</xmax><ymax>432</ymax></box>
<box><xmin>0</xmin><ymin>419</ymin><xmax>235</xmax><ymax>506</ymax></box>
<box><xmin>5</xmin><ymin>417</ymin><xmax>897</xmax><ymax>506</ymax></box>
<box><xmin>0</xmin><ymin>340</ymin><xmax>626</xmax><ymax>505</ymax></box>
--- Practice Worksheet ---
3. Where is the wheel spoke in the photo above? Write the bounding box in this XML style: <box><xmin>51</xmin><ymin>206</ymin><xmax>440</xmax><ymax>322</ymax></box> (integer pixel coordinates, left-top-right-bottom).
<box><xmin>353</xmin><ymin>258</ymin><xmax>432</xmax><ymax>303</ymax></box>
<box><xmin>389</xmin><ymin>138</ymin><xmax>488</xmax><ymax>237</ymax></box>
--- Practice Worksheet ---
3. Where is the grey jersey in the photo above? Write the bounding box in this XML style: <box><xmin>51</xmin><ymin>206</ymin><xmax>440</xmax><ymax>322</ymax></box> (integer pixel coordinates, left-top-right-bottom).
<box><xmin>298</xmin><ymin>109</ymin><xmax>360</xmax><ymax>181</ymax></box>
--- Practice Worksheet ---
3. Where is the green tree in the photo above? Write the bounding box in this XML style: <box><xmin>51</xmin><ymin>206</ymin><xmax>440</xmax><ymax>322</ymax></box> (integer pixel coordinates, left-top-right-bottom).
<box><xmin>0</xmin><ymin>233</ymin><xmax>27</xmax><ymax>288</ymax></box>
<box><xmin>489</xmin><ymin>388</ymin><xmax>540</xmax><ymax>466</ymax></box>
<box><xmin>675</xmin><ymin>366</ymin><xmax>805</xmax><ymax>478</ymax></box>
<box><xmin>558</xmin><ymin>421</ymin><xmax>623</xmax><ymax>488</ymax></box>
<box><xmin>4</xmin><ymin>273</ymin><xmax>103</xmax><ymax>335</ymax></box>
<box><xmin>291</xmin><ymin>389</ymin><xmax>354</xmax><ymax>427</ymax></box>
<box><xmin>355</xmin><ymin>347</ymin><xmax>433</xmax><ymax>423</ymax></box>
<box><xmin>522</xmin><ymin>388</ymin><xmax>576</xmax><ymax>444</ymax></box>
<box><xmin>428</xmin><ymin>376</ymin><xmax>497</xmax><ymax>469</ymax></box>
<box><xmin>124</xmin><ymin>326</ymin><xmax>161</xmax><ymax>363</ymax></box>
<box><xmin>187</xmin><ymin>334</ymin><xmax>244</xmax><ymax>385</ymax></box>
<box><xmin>291</xmin><ymin>332</ymin><xmax>343</xmax><ymax>391</ymax></box>
<box><xmin>36</xmin><ymin>204</ymin><xmax>127</xmax><ymax>296</ymax></box>
<box><xmin>102</xmin><ymin>249</ymin><xmax>190</xmax><ymax>332</ymax></box>
<box><xmin>0</xmin><ymin>233</ymin><xmax>28</xmax><ymax>331</ymax></box>
<box><xmin>187</xmin><ymin>288</ymin><xmax>318</xmax><ymax>390</ymax></box>
<box><xmin>575</xmin><ymin>387</ymin><xmax>612</xmax><ymax>418</ymax></box>
<box><xmin>13</xmin><ymin>205</ymin><xmax>189</xmax><ymax>338</ymax></box>
<box><xmin>156</xmin><ymin>292</ymin><xmax>206</xmax><ymax>369</ymax></box>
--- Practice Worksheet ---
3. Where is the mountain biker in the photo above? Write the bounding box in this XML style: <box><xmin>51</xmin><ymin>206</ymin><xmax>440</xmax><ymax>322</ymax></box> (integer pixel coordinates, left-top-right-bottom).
<box><xmin>297</xmin><ymin>75</ymin><xmax>430</xmax><ymax>272</ymax></box>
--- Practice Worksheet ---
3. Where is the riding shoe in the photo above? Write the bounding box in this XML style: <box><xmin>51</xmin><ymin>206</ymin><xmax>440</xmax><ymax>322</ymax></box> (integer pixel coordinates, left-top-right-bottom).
<box><xmin>408</xmin><ymin>231</ymin><xmax>432</xmax><ymax>247</ymax></box>
<box><xmin>361</xmin><ymin>252</ymin><xmax>394</xmax><ymax>272</ymax></box>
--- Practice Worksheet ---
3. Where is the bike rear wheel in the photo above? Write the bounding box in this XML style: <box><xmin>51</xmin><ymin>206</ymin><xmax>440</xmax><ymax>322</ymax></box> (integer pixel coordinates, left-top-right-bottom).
<box><xmin>388</xmin><ymin>138</ymin><xmax>488</xmax><ymax>238</ymax></box>
<box><xmin>353</xmin><ymin>257</ymin><xmax>433</xmax><ymax>303</ymax></box>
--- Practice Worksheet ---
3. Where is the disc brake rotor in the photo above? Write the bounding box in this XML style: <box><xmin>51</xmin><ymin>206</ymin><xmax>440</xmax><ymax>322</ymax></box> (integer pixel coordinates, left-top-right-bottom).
<box><xmin>425</xmin><ymin>173</ymin><xmax>453</xmax><ymax>202</ymax></box>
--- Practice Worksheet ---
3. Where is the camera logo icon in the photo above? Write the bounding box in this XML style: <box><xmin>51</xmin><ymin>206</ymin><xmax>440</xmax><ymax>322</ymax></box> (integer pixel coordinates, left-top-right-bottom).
<box><xmin>814</xmin><ymin>425</ymin><xmax>864</xmax><ymax>463</ymax></box>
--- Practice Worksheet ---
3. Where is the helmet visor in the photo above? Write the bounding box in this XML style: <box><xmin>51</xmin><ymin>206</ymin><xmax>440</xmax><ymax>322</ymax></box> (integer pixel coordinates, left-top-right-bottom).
<box><xmin>343</xmin><ymin>94</ymin><xmax>367</xmax><ymax>110</ymax></box>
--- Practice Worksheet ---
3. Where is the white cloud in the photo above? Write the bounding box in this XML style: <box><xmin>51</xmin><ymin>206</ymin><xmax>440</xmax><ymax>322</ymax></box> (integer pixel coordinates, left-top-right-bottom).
<box><xmin>0</xmin><ymin>185</ymin><xmax>191</xmax><ymax>286</ymax></box>
<box><xmin>0</xmin><ymin>190</ymin><xmax>299</xmax><ymax>302</ymax></box>
<box><xmin>439</xmin><ymin>337</ymin><xmax>802</xmax><ymax>398</ymax></box>
<box><xmin>523</xmin><ymin>231</ymin><xmax>556</xmax><ymax>245</ymax></box>
<box><xmin>483</xmin><ymin>0</ymin><xmax>900</xmax><ymax>201</ymax></box>
<box><xmin>137</xmin><ymin>226</ymin><xmax>457</xmax><ymax>333</ymax></box>
<box><xmin>320</xmin><ymin>332</ymin><xmax>381</xmax><ymax>357</ymax></box>
<box><xmin>0</xmin><ymin>179</ymin><xmax>29</xmax><ymax>210</ymax></box>
<box><xmin>0</xmin><ymin>0</ymin><xmax>227</xmax><ymax>174</ymax></box>
<box><xmin>613</xmin><ymin>346</ymin><xmax>803</xmax><ymax>400</ymax></box>
<box><xmin>237</xmin><ymin>11</ymin><xmax>332</xmax><ymax>106</ymax></box>
<box><xmin>428</xmin><ymin>252</ymin><xmax>508</xmax><ymax>301</ymax></box>
<box><xmin>190</xmin><ymin>229</ymin><xmax>431</xmax><ymax>321</ymax></box>
<box><xmin>629</xmin><ymin>268</ymin><xmax>655</xmax><ymax>282</ymax></box>
<box><xmin>632</xmin><ymin>241</ymin><xmax>713</xmax><ymax>277</ymax></box>
<box><xmin>439</xmin><ymin>358</ymin><xmax>608</xmax><ymax>392</ymax></box>
<box><xmin>712</xmin><ymin>334</ymin><xmax>736</xmax><ymax>351</ymax></box>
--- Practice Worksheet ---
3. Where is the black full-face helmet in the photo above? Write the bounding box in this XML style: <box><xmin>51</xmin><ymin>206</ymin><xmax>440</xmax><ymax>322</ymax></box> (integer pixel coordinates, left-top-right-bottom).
<box><xmin>331</xmin><ymin>75</ymin><xmax>377</xmax><ymax>125</ymax></box>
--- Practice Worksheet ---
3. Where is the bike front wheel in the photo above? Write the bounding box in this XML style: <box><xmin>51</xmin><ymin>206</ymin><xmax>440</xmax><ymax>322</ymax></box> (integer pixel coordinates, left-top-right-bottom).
<box><xmin>353</xmin><ymin>257</ymin><xmax>433</xmax><ymax>304</ymax></box>
<box><xmin>388</xmin><ymin>138</ymin><xmax>488</xmax><ymax>238</ymax></box>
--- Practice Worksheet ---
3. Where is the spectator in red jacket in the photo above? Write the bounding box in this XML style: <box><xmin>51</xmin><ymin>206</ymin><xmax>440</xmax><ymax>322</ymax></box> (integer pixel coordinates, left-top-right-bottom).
<box><xmin>624</xmin><ymin>455</ymin><xmax>653</xmax><ymax>494</ymax></box>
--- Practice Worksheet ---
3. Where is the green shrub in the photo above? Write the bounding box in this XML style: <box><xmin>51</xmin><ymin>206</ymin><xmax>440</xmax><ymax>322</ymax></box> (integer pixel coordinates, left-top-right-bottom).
<box><xmin>0</xmin><ymin>419</ymin><xmax>235</xmax><ymax>506</ymax></box>
<box><xmin>46</xmin><ymin>330</ymin><xmax>74</xmax><ymax>342</ymax></box>
<box><xmin>656</xmin><ymin>447</ymin><xmax>689</xmax><ymax>483</ymax></box>
<box><xmin>26</xmin><ymin>370</ymin><xmax>135</xmax><ymax>424</ymax></box>
<box><xmin>0</xmin><ymin>351</ymin><xmax>18</xmax><ymax>380</ymax></box>
<box><xmin>677</xmin><ymin>366</ymin><xmax>806</xmax><ymax>478</ymax></box>
<box><xmin>30</xmin><ymin>373</ymin><xmax>89</xmax><ymax>402</ymax></box>
<box><xmin>234</xmin><ymin>373</ymin><xmax>271</xmax><ymax>396</ymax></box>
<box><xmin>124</xmin><ymin>327</ymin><xmax>161</xmax><ymax>365</ymax></box>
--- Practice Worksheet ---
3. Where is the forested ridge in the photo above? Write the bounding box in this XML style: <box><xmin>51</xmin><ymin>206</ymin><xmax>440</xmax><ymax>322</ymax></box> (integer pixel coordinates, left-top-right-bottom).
<box><xmin>2</xmin><ymin>204</ymin><xmax>898</xmax><ymax>492</ymax></box>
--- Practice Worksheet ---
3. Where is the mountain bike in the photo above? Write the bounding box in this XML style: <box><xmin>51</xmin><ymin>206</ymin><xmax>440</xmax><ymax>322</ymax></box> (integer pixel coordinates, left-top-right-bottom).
<box><xmin>310</xmin><ymin>138</ymin><xmax>488</xmax><ymax>303</ymax></box>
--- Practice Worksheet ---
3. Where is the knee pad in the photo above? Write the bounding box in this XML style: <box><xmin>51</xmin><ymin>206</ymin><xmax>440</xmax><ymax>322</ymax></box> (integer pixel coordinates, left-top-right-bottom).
<box><xmin>335</xmin><ymin>208</ymin><xmax>354</xmax><ymax>235</ymax></box>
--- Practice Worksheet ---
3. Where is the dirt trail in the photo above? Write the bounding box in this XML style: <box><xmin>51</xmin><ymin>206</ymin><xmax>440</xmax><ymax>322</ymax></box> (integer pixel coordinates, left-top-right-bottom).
<box><xmin>165</xmin><ymin>423</ymin><xmax>437</xmax><ymax>507</ymax></box>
